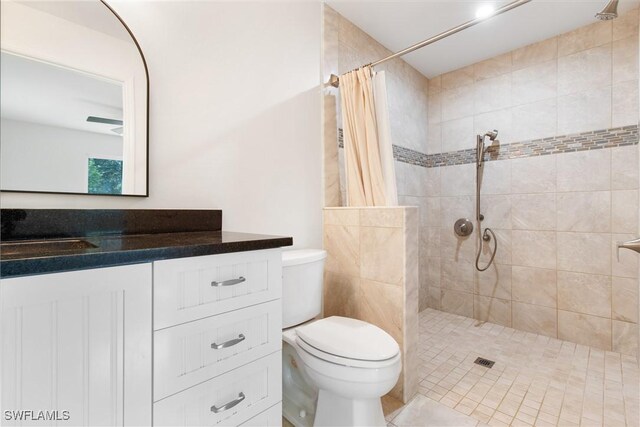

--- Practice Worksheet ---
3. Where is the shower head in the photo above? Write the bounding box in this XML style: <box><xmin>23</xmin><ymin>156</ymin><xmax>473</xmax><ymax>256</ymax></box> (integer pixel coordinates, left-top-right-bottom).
<box><xmin>484</xmin><ymin>130</ymin><xmax>499</xmax><ymax>142</ymax></box>
<box><xmin>477</xmin><ymin>129</ymin><xmax>499</xmax><ymax>167</ymax></box>
<box><xmin>596</xmin><ymin>0</ymin><xmax>618</xmax><ymax>20</ymax></box>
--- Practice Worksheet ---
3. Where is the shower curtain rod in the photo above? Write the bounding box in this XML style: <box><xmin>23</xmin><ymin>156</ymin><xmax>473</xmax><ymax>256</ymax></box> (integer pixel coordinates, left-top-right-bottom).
<box><xmin>328</xmin><ymin>0</ymin><xmax>532</xmax><ymax>88</ymax></box>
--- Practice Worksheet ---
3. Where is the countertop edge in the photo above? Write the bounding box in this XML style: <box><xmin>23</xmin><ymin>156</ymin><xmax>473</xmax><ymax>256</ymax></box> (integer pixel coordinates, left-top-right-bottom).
<box><xmin>0</xmin><ymin>236</ymin><xmax>293</xmax><ymax>279</ymax></box>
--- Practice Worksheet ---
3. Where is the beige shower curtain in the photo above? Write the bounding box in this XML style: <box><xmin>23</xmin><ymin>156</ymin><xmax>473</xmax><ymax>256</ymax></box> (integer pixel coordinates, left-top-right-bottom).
<box><xmin>340</xmin><ymin>66</ymin><xmax>397</xmax><ymax>206</ymax></box>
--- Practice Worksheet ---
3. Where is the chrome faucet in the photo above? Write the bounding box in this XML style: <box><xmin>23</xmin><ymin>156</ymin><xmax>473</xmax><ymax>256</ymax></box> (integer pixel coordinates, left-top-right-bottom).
<box><xmin>617</xmin><ymin>238</ymin><xmax>640</xmax><ymax>259</ymax></box>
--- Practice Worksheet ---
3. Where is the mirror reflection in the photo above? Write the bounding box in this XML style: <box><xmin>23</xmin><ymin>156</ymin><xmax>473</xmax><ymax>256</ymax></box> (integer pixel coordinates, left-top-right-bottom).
<box><xmin>0</xmin><ymin>0</ymin><xmax>148</xmax><ymax>196</ymax></box>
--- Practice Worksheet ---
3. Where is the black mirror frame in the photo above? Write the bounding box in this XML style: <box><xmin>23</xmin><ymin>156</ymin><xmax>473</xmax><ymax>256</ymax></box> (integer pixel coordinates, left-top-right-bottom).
<box><xmin>0</xmin><ymin>0</ymin><xmax>150</xmax><ymax>198</ymax></box>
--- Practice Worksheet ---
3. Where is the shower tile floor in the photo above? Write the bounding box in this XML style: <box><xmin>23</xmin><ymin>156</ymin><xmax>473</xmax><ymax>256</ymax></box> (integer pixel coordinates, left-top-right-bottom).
<box><xmin>384</xmin><ymin>309</ymin><xmax>639</xmax><ymax>427</ymax></box>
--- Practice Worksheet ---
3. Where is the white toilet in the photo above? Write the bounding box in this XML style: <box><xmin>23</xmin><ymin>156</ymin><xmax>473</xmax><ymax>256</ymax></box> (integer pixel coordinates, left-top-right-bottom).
<box><xmin>281</xmin><ymin>249</ymin><xmax>402</xmax><ymax>427</ymax></box>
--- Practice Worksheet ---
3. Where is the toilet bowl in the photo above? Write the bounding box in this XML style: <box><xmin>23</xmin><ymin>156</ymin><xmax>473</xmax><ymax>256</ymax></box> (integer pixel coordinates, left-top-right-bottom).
<box><xmin>281</xmin><ymin>250</ymin><xmax>402</xmax><ymax>427</ymax></box>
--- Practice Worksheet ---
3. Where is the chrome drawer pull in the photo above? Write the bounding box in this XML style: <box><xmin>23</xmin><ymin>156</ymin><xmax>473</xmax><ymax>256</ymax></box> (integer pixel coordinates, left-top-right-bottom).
<box><xmin>211</xmin><ymin>392</ymin><xmax>245</xmax><ymax>414</ymax></box>
<box><xmin>211</xmin><ymin>334</ymin><xmax>245</xmax><ymax>350</ymax></box>
<box><xmin>211</xmin><ymin>276</ymin><xmax>246</xmax><ymax>287</ymax></box>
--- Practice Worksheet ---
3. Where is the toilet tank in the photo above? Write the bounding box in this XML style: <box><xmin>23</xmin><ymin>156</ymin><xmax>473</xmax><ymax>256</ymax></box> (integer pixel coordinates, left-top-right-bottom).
<box><xmin>282</xmin><ymin>249</ymin><xmax>327</xmax><ymax>329</ymax></box>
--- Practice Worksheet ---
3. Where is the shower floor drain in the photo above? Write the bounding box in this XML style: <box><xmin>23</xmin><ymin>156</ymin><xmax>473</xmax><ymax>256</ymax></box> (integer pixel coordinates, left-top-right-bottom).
<box><xmin>474</xmin><ymin>357</ymin><xmax>495</xmax><ymax>368</ymax></box>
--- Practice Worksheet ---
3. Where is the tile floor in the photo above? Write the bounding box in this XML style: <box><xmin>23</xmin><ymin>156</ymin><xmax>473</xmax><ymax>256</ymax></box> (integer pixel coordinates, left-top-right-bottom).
<box><xmin>384</xmin><ymin>309</ymin><xmax>640</xmax><ymax>427</ymax></box>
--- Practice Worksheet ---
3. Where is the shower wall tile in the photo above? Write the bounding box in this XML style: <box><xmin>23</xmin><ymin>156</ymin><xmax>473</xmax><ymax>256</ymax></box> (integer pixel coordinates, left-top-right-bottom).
<box><xmin>510</xmin><ymin>98</ymin><xmax>557</xmax><ymax>142</ymax></box>
<box><xmin>425</xmin><ymin>167</ymin><xmax>442</xmax><ymax>197</ymax></box>
<box><xmin>474</xmin><ymin>52</ymin><xmax>512</xmax><ymax>81</ymax></box>
<box><xmin>441</xmin><ymin>289</ymin><xmax>474</xmax><ymax>317</ymax></box>
<box><xmin>441</xmin><ymin>65</ymin><xmax>474</xmax><ymax>89</ymax></box>
<box><xmin>512</xmin><ymin>266</ymin><xmax>557</xmax><ymax>308</ymax></box>
<box><xmin>474</xmin><ymin>74</ymin><xmax>512</xmax><ymax>115</ymax></box>
<box><xmin>556</xmin><ymin>191</ymin><xmax>611</xmax><ymax>233</ymax></box>
<box><xmin>442</xmin><ymin>85</ymin><xmax>475</xmax><ymax>121</ymax></box>
<box><xmin>557</xmin><ymin>150</ymin><xmax>611</xmax><ymax>192</ymax></box>
<box><xmin>612</xmin><ymin>320</ymin><xmax>639</xmax><ymax>355</ymax></box>
<box><xmin>440</xmin><ymin>164</ymin><xmax>475</xmax><ymax>196</ymax></box>
<box><xmin>480</xmin><ymin>195</ymin><xmax>512</xmax><ymax>230</ymax></box>
<box><xmin>427</xmin><ymin>123</ymin><xmax>442</xmax><ymax>154</ymax></box>
<box><xmin>474</xmin><ymin>295</ymin><xmax>512</xmax><ymax>327</ymax></box>
<box><xmin>612</xmin><ymin>80</ymin><xmax>639</xmax><ymax>128</ymax></box>
<box><xmin>557</xmin><ymin>271</ymin><xmax>612</xmax><ymax>318</ymax></box>
<box><xmin>425</xmin><ymin>197</ymin><xmax>441</xmax><ymax>227</ymax></box>
<box><xmin>613</xmin><ymin>7</ymin><xmax>639</xmax><ymax>40</ymax></box>
<box><xmin>558</xmin><ymin>310</ymin><xmax>612</xmax><ymax>350</ymax></box>
<box><xmin>360</xmin><ymin>226</ymin><xmax>404</xmax><ymax>285</ymax></box>
<box><xmin>511</xmin><ymin>230</ymin><xmax>557</xmax><ymax>269</ymax></box>
<box><xmin>439</xmin><ymin>196</ymin><xmax>474</xmax><ymax>228</ymax></box>
<box><xmin>557</xmin><ymin>44</ymin><xmax>612</xmax><ymax>96</ymax></box>
<box><xmin>442</xmin><ymin>117</ymin><xmax>474</xmax><ymax>153</ymax></box>
<box><xmin>557</xmin><ymin>232</ymin><xmax>611</xmax><ymax>275</ymax></box>
<box><xmin>557</xmin><ymin>19</ymin><xmax>611</xmax><ymax>56</ymax></box>
<box><xmin>475</xmin><ymin>263</ymin><xmax>512</xmax><ymax>300</ymax></box>
<box><xmin>479</xmin><ymin>159</ymin><xmax>511</xmax><ymax>195</ymax></box>
<box><xmin>427</xmin><ymin>285</ymin><xmax>441</xmax><ymax>310</ymax></box>
<box><xmin>511</xmin><ymin>155</ymin><xmax>557</xmax><ymax>194</ymax></box>
<box><xmin>612</xmin><ymin>190</ymin><xmax>639</xmax><ymax>234</ymax></box>
<box><xmin>612</xmin><ymin>276</ymin><xmax>638</xmax><ymax>323</ymax></box>
<box><xmin>511</xmin><ymin>193</ymin><xmax>556</xmax><ymax>231</ymax></box>
<box><xmin>440</xmin><ymin>230</ymin><xmax>475</xmax><ymax>262</ymax></box>
<box><xmin>511</xmin><ymin>60</ymin><xmax>557</xmax><ymax>106</ymax></box>
<box><xmin>512</xmin><ymin>37</ymin><xmax>558</xmax><ymax>71</ymax></box>
<box><xmin>441</xmin><ymin>259</ymin><xmax>475</xmax><ymax>293</ymax></box>
<box><xmin>512</xmin><ymin>302</ymin><xmax>557</xmax><ymax>338</ymax></box>
<box><xmin>489</xmin><ymin>229</ymin><xmax>512</xmax><ymax>266</ymax></box>
<box><xmin>612</xmin><ymin>36</ymin><xmax>639</xmax><ymax>84</ymax></box>
<box><xmin>428</xmin><ymin>91</ymin><xmax>442</xmax><ymax>125</ymax></box>
<box><xmin>557</xmin><ymin>86</ymin><xmax>612</xmax><ymax>135</ymax></box>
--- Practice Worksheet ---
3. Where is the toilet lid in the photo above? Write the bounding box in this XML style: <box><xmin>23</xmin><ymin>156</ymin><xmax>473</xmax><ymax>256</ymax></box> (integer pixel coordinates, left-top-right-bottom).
<box><xmin>295</xmin><ymin>316</ymin><xmax>399</xmax><ymax>362</ymax></box>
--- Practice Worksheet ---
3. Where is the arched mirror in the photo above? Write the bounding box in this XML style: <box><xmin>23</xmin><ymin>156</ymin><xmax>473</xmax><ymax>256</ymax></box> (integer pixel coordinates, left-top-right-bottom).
<box><xmin>0</xmin><ymin>0</ymin><xmax>149</xmax><ymax>197</ymax></box>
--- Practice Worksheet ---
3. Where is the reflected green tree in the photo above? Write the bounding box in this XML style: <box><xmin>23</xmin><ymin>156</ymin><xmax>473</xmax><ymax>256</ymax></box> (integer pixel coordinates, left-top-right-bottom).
<box><xmin>88</xmin><ymin>158</ymin><xmax>123</xmax><ymax>194</ymax></box>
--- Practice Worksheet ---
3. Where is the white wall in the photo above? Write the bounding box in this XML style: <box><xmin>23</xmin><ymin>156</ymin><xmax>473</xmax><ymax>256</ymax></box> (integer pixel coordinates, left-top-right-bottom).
<box><xmin>0</xmin><ymin>1</ymin><xmax>323</xmax><ymax>249</ymax></box>
<box><xmin>1</xmin><ymin>118</ymin><xmax>123</xmax><ymax>193</ymax></box>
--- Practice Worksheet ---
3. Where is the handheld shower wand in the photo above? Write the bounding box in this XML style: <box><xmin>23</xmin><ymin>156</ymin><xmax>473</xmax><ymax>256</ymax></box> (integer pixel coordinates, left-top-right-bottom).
<box><xmin>475</xmin><ymin>130</ymin><xmax>499</xmax><ymax>272</ymax></box>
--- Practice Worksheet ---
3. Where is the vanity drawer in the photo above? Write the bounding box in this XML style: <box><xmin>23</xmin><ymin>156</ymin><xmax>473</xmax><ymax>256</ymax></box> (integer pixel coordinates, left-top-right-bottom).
<box><xmin>153</xmin><ymin>351</ymin><xmax>282</xmax><ymax>427</ymax></box>
<box><xmin>154</xmin><ymin>249</ymin><xmax>282</xmax><ymax>329</ymax></box>
<box><xmin>154</xmin><ymin>299</ymin><xmax>282</xmax><ymax>401</ymax></box>
<box><xmin>239</xmin><ymin>402</ymin><xmax>282</xmax><ymax>427</ymax></box>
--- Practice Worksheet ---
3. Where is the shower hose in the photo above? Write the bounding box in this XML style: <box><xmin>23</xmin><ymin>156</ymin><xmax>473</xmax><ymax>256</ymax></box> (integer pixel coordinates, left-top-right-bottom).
<box><xmin>475</xmin><ymin>227</ymin><xmax>497</xmax><ymax>272</ymax></box>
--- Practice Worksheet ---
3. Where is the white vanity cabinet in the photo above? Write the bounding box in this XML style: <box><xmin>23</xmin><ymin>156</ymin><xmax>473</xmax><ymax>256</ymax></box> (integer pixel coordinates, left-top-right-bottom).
<box><xmin>152</xmin><ymin>248</ymin><xmax>283</xmax><ymax>427</ymax></box>
<box><xmin>0</xmin><ymin>263</ymin><xmax>152</xmax><ymax>426</ymax></box>
<box><xmin>0</xmin><ymin>247</ymin><xmax>283</xmax><ymax>427</ymax></box>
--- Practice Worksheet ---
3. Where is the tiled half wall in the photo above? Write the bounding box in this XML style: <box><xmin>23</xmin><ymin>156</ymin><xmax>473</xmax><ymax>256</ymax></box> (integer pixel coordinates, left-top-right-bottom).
<box><xmin>323</xmin><ymin>207</ymin><xmax>419</xmax><ymax>403</ymax></box>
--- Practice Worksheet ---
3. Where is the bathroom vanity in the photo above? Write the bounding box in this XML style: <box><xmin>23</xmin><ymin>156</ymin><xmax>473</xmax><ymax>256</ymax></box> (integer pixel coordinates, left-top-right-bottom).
<box><xmin>0</xmin><ymin>209</ymin><xmax>291</xmax><ymax>426</ymax></box>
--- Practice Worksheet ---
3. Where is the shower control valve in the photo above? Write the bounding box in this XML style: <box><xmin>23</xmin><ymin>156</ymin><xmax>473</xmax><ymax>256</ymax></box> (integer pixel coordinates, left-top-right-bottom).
<box><xmin>454</xmin><ymin>218</ymin><xmax>474</xmax><ymax>237</ymax></box>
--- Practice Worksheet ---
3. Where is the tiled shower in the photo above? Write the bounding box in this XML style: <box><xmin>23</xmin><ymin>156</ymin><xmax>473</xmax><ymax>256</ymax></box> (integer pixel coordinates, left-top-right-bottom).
<box><xmin>323</xmin><ymin>6</ymin><xmax>639</xmax><ymax>356</ymax></box>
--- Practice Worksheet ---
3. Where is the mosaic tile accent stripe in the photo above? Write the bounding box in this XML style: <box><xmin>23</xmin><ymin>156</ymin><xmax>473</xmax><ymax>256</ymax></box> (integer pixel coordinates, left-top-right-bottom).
<box><xmin>338</xmin><ymin>125</ymin><xmax>639</xmax><ymax>168</ymax></box>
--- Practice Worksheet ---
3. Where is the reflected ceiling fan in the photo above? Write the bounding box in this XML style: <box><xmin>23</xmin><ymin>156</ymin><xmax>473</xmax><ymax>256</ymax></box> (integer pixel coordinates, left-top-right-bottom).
<box><xmin>86</xmin><ymin>115</ymin><xmax>123</xmax><ymax>135</ymax></box>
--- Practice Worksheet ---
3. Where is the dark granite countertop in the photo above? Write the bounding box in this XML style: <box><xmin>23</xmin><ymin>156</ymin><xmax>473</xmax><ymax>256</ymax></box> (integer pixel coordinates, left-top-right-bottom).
<box><xmin>0</xmin><ymin>230</ymin><xmax>293</xmax><ymax>278</ymax></box>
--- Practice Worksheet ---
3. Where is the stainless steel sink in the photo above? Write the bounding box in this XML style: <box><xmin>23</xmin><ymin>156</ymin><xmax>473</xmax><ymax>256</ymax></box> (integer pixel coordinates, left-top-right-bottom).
<box><xmin>0</xmin><ymin>239</ymin><xmax>97</xmax><ymax>257</ymax></box>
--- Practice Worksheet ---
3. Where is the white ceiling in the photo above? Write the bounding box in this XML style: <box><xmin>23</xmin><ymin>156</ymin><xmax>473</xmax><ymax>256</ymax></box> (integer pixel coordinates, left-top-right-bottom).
<box><xmin>326</xmin><ymin>0</ymin><xmax>640</xmax><ymax>77</ymax></box>
<box><xmin>1</xmin><ymin>52</ymin><xmax>124</xmax><ymax>136</ymax></box>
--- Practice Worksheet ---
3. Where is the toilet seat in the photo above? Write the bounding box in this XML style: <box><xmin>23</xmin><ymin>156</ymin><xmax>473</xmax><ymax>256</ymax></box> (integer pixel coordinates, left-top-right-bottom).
<box><xmin>294</xmin><ymin>316</ymin><xmax>400</xmax><ymax>368</ymax></box>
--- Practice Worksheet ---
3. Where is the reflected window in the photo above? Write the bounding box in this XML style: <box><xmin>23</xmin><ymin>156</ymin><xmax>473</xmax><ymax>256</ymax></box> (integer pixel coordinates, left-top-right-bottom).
<box><xmin>88</xmin><ymin>158</ymin><xmax>122</xmax><ymax>195</ymax></box>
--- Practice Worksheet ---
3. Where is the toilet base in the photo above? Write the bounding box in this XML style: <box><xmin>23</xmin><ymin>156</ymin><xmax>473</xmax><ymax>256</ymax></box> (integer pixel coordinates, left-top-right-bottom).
<box><xmin>313</xmin><ymin>389</ymin><xmax>386</xmax><ymax>427</ymax></box>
